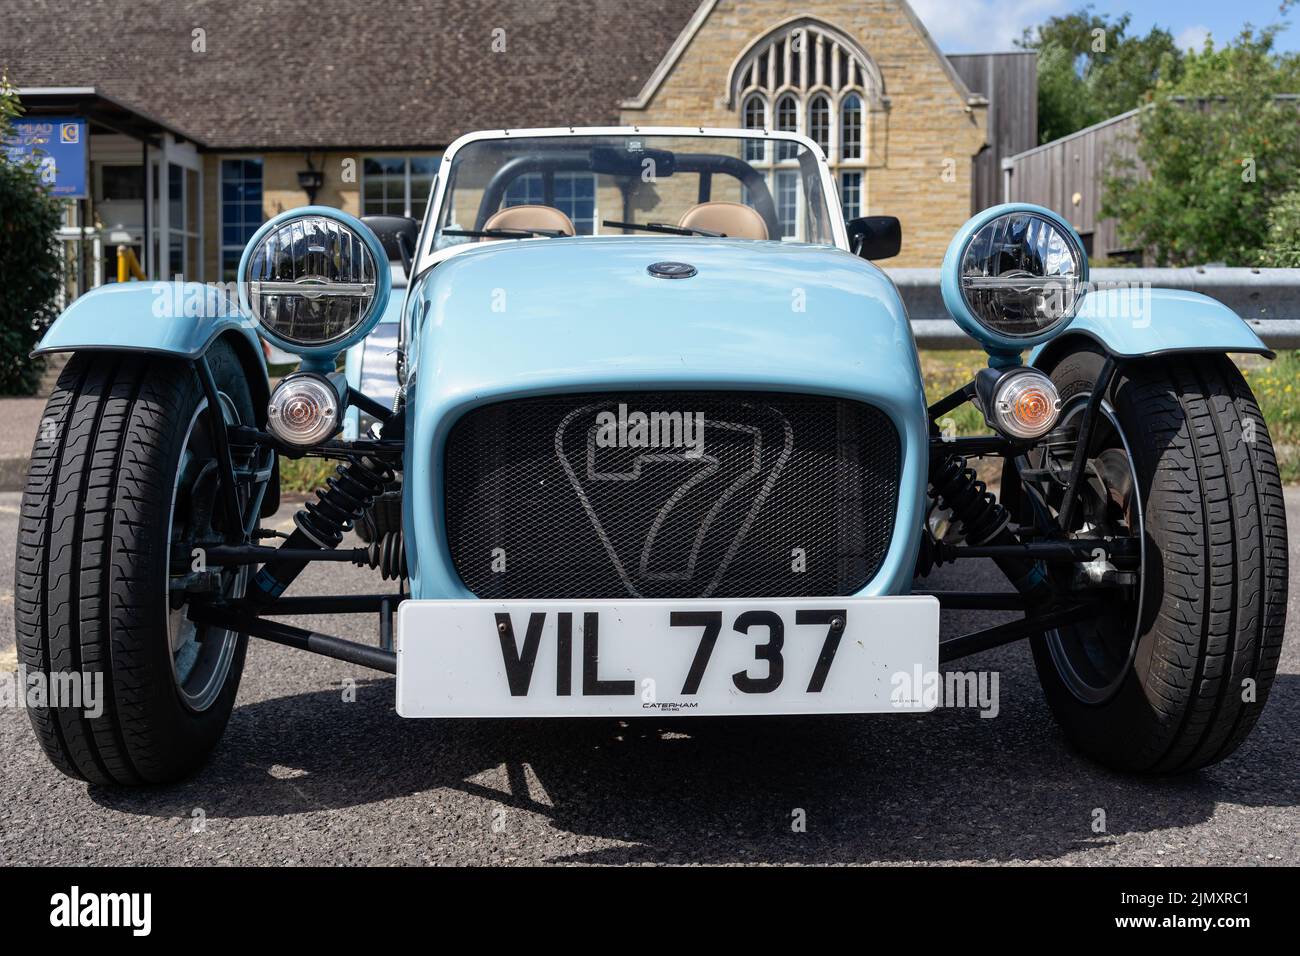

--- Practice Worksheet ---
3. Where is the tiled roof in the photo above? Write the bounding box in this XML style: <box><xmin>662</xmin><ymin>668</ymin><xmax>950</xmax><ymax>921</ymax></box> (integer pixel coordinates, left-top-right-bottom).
<box><xmin>1</xmin><ymin>0</ymin><xmax>703</xmax><ymax>149</ymax></box>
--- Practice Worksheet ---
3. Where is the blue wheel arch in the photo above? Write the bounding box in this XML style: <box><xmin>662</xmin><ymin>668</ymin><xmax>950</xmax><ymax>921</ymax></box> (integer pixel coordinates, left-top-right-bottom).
<box><xmin>1030</xmin><ymin>287</ymin><xmax>1273</xmax><ymax>371</ymax></box>
<box><xmin>33</xmin><ymin>281</ymin><xmax>271</xmax><ymax>418</ymax></box>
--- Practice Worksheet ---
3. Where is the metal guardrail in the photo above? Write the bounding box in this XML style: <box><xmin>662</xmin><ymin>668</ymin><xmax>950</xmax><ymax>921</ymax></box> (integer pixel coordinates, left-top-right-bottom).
<box><xmin>887</xmin><ymin>267</ymin><xmax>1300</xmax><ymax>350</ymax></box>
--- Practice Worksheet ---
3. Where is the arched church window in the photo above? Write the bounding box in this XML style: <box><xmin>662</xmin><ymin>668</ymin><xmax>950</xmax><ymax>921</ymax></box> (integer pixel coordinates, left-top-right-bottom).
<box><xmin>731</xmin><ymin>20</ymin><xmax>878</xmax><ymax>225</ymax></box>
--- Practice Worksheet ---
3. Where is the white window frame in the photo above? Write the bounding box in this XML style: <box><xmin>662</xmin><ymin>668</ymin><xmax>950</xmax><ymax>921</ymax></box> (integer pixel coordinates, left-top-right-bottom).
<box><xmin>807</xmin><ymin>92</ymin><xmax>832</xmax><ymax>157</ymax></box>
<box><xmin>742</xmin><ymin>92</ymin><xmax>769</xmax><ymax>163</ymax></box>
<box><xmin>839</xmin><ymin>170</ymin><xmax>863</xmax><ymax>220</ymax></box>
<box><xmin>773</xmin><ymin>168</ymin><xmax>803</xmax><ymax>239</ymax></box>
<box><xmin>838</xmin><ymin>91</ymin><xmax>865</xmax><ymax>164</ymax></box>
<box><xmin>145</xmin><ymin>135</ymin><xmax>203</xmax><ymax>281</ymax></box>
<box><xmin>166</xmin><ymin>160</ymin><xmax>201</xmax><ymax>280</ymax></box>
<box><xmin>361</xmin><ymin>155</ymin><xmax>439</xmax><ymax>219</ymax></box>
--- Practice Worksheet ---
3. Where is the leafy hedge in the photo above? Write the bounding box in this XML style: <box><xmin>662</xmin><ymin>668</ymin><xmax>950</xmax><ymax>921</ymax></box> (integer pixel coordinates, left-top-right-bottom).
<box><xmin>1260</xmin><ymin>188</ymin><xmax>1300</xmax><ymax>268</ymax></box>
<box><xmin>0</xmin><ymin>81</ymin><xmax>63</xmax><ymax>395</ymax></box>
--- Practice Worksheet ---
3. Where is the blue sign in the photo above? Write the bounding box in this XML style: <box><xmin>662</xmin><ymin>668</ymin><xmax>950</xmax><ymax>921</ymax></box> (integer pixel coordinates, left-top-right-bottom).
<box><xmin>3</xmin><ymin>117</ymin><xmax>88</xmax><ymax>198</ymax></box>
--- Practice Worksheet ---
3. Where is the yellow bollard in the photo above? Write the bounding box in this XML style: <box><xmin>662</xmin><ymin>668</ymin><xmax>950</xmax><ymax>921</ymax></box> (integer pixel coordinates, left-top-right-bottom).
<box><xmin>116</xmin><ymin>244</ymin><xmax>146</xmax><ymax>282</ymax></box>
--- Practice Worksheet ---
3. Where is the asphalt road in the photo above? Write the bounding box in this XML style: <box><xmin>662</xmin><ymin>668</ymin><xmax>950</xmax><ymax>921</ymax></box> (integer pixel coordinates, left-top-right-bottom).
<box><xmin>1</xmin><ymin>489</ymin><xmax>1296</xmax><ymax>866</ymax></box>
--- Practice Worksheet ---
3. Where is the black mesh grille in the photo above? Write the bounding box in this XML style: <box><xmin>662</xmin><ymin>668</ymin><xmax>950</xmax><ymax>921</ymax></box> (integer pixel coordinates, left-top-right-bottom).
<box><xmin>444</xmin><ymin>392</ymin><xmax>900</xmax><ymax>599</ymax></box>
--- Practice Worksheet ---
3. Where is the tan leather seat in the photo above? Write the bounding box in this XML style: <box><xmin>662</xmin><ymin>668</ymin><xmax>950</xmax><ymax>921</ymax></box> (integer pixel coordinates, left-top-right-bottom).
<box><xmin>678</xmin><ymin>201</ymin><xmax>769</xmax><ymax>240</ymax></box>
<box><xmin>481</xmin><ymin>204</ymin><xmax>575</xmax><ymax>239</ymax></box>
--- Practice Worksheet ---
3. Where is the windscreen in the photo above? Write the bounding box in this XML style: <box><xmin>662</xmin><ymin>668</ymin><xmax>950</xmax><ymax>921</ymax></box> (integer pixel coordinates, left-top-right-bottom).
<box><xmin>430</xmin><ymin>133</ymin><xmax>837</xmax><ymax>251</ymax></box>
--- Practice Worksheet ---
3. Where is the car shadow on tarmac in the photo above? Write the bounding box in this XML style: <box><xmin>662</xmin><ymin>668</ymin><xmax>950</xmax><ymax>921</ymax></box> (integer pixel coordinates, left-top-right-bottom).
<box><xmin>87</xmin><ymin>668</ymin><xmax>1299</xmax><ymax>864</ymax></box>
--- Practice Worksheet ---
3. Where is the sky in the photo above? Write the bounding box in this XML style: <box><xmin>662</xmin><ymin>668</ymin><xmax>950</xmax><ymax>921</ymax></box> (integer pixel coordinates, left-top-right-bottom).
<box><xmin>909</xmin><ymin>0</ymin><xmax>1299</xmax><ymax>54</ymax></box>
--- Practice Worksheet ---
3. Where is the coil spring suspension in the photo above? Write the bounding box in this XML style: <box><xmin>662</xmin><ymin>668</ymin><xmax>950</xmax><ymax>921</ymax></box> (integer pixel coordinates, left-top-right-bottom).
<box><xmin>922</xmin><ymin>452</ymin><xmax>1051</xmax><ymax>605</ymax></box>
<box><xmin>250</xmin><ymin>453</ymin><xmax>403</xmax><ymax>608</ymax></box>
<box><xmin>363</xmin><ymin>532</ymin><xmax>407</xmax><ymax>580</ymax></box>
<box><xmin>929</xmin><ymin>454</ymin><xmax>1008</xmax><ymax>546</ymax></box>
<box><xmin>296</xmin><ymin>456</ymin><xmax>394</xmax><ymax>549</ymax></box>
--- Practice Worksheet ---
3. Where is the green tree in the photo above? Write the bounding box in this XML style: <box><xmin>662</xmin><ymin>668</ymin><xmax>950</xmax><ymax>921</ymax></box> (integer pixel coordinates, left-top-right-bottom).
<box><xmin>1260</xmin><ymin>187</ymin><xmax>1300</xmax><ymax>267</ymax></box>
<box><xmin>1103</xmin><ymin>28</ymin><xmax>1300</xmax><ymax>266</ymax></box>
<box><xmin>0</xmin><ymin>78</ymin><xmax>63</xmax><ymax>394</ymax></box>
<box><xmin>1018</xmin><ymin>7</ymin><xmax>1184</xmax><ymax>144</ymax></box>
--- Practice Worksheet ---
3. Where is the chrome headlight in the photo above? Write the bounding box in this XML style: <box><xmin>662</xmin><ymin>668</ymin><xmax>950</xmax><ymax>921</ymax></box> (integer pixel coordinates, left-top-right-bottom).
<box><xmin>942</xmin><ymin>205</ymin><xmax>1088</xmax><ymax>354</ymax></box>
<box><xmin>239</xmin><ymin>209</ymin><xmax>391</xmax><ymax>359</ymax></box>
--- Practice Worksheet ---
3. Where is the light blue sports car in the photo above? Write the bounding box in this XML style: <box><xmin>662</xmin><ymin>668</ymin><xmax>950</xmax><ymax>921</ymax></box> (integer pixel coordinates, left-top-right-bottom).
<box><xmin>19</xmin><ymin>127</ymin><xmax>1288</xmax><ymax>784</ymax></box>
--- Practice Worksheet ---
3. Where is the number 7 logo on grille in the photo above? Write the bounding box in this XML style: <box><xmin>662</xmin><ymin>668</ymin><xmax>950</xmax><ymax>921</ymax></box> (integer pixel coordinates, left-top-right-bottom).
<box><xmin>555</xmin><ymin>401</ymin><xmax>793</xmax><ymax>598</ymax></box>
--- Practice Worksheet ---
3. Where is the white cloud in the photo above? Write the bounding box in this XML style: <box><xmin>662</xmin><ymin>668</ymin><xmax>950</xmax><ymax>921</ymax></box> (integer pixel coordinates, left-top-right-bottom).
<box><xmin>1175</xmin><ymin>25</ymin><xmax>1212</xmax><ymax>52</ymax></box>
<box><xmin>908</xmin><ymin>0</ymin><xmax>1071</xmax><ymax>52</ymax></box>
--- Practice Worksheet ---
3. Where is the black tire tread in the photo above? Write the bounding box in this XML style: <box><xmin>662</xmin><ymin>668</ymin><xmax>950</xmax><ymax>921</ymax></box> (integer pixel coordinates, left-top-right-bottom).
<box><xmin>1036</xmin><ymin>350</ymin><xmax>1287</xmax><ymax>773</ymax></box>
<box><xmin>15</xmin><ymin>346</ymin><xmax>250</xmax><ymax>785</ymax></box>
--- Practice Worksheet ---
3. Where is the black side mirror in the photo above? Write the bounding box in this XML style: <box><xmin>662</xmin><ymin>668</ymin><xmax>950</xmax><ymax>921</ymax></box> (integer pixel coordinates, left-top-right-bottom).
<box><xmin>847</xmin><ymin>216</ymin><xmax>901</xmax><ymax>261</ymax></box>
<box><xmin>361</xmin><ymin>215</ymin><xmax>419</xmax><ymax>277</ymax></box>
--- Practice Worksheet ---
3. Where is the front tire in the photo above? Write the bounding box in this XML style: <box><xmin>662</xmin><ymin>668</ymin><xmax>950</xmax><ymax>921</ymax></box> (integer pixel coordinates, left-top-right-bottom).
<box><xmin>15</xmin><ymin>343</ymin><xmax>255</xmax><ymax>785</ymax></box>
<box><xmin>1030</xmin><ymin>348</ymin><xmax>1288</xmax><ymax>773</ymax></box>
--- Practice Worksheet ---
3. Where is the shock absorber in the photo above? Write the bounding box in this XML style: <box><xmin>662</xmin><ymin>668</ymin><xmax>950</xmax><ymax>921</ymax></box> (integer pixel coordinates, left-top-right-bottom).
<box><xmin>930</xmin><ymin>455</ymin><xmax>1008</xmax><ymax>545</ymax></box>
<box><xmin>296</xmin><ymin>456</ymin><xmax>393</xmax><ymax>549</ymax></box>
<box><xmin>929</xmin><ymin>453</ymin><xmax>1052</xmax><ymax>606</ymax></box>
<box><xmin>249</xmin><ymin>454</ymin><xmax>395</xmax><ymax>607</ymax></box>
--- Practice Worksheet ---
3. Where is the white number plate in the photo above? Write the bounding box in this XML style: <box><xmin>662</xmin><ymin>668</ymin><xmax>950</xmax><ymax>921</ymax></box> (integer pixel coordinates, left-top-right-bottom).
<box><xmin>396</xmin><ymin>597</ymin><xmax>938</xmax><ymax>717</ymax></box>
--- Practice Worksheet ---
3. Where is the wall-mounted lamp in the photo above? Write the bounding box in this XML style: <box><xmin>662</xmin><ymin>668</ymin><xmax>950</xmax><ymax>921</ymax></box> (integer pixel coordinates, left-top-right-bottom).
<box><xmin>298</xmin><ymin>156</ymin><xmax>324</xmax><ymax>204</ymax></box>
